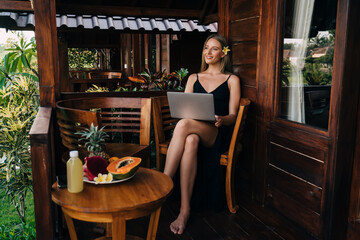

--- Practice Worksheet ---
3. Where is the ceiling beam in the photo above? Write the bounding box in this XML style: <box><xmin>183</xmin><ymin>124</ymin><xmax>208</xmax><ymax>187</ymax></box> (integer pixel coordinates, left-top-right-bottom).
<box><xmin>202</xmin><ymin>13</ymin><xmax>218</xmax><ymax>25</ymax></box>
<box><xmin>56</xmin><ymin>4</ymin><xmax>201</xmax><ymax>19</ymax></box>
<box><xmin>0</xmin><ymin>0</ymin><xmax>33</xmax><ymax>11</ymax></box>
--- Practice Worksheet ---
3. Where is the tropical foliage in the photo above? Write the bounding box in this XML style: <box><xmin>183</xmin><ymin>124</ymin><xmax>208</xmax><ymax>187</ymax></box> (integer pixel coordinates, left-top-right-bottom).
<box><xmin>0</xmin><ymin>75</ymin><xmax>39</xmax><ymax>223</ymax></box>
<box><xmin>68</xmin><ymin>48</ymin><xmax>98</xmax><ymax>70</ymax></box>
<box><xmin>0</xmin><ymin>222</ymin><xmax>36</xmax><ymax>240</ymax></box>
<box><xmin>128</xmin><ymin>68</ymin><xmax>189</xmax><ymax>91</ymax></box>
<box><xmin>0</xmin><ymin>36</ymin><xmax>38</xmax><ymax>88</ymax></box>
<box><xmin>85</xmin><ymin>84</ymin><xmax>110</xmax><ymax>93</ymax></box>
<box><xmin>0</xmin><ymin>33</ymin><xmax>39</xmax><ymax>228</ymax></box>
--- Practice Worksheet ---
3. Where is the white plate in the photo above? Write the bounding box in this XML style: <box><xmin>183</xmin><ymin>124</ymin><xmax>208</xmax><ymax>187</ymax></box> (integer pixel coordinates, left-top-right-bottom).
<box><xmin>83</xmin><ymin>173</ymin><xmax>135</xmax><ymax>185</ymax></box>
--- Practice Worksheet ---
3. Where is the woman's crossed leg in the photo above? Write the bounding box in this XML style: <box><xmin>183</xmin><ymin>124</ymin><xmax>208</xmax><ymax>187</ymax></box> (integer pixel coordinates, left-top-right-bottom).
<box><xmin>164</xmin><ymin>119</ymin><xmax>218</xmax><ymax>234</ymax></box>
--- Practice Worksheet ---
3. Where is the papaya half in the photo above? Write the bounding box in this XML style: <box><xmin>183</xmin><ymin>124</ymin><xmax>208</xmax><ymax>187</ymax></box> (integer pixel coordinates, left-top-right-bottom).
<box><xmin>106</xmin><ymin>157</ymin><xmax>141</xmax><ymax>180</ymax></box>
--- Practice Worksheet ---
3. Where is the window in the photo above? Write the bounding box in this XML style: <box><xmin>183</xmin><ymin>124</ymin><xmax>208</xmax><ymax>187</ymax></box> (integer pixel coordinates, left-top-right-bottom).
<box><xmin>279</xmin><ymin>0</ymin><xmax>337</xmax><ymax>129</ymax></box>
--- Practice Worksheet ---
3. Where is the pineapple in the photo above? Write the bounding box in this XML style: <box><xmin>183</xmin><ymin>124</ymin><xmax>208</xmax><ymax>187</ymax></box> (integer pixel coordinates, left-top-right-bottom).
<box><xmin>76</xmin><ymin>123</ymin><xmax>109</xmax><ymax>159</ymax></box>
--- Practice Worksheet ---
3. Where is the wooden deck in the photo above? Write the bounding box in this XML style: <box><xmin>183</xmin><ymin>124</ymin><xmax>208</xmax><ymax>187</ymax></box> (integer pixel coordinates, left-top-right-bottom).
<box><xmin>58</xmin><ymin>199</ymin><xmax>283</xmax><ymax>240</ymax></box>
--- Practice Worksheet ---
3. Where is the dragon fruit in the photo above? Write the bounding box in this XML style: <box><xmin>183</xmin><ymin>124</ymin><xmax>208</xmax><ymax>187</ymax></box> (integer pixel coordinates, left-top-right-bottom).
<box><xmin>83</xmin><ymin>156</ymin><xmax>108</xmax><ymax>181</ymax></box>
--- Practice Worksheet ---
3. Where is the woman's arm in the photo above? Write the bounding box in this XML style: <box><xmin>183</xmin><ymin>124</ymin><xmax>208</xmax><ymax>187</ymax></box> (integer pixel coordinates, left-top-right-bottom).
<box><xmin>215</xmin><ymin>75</ymin><xmax>241</xmax><ymax>127</ymax></box>
<box><xmin>184</xmin><ymin>74</ymin><xmax>197</xmax><ymax>93</ymax></box>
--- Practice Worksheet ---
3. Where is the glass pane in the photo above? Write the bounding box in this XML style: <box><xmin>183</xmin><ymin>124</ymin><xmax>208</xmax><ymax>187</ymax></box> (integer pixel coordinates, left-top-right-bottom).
<box><xmin>279</xmin><ymin>0</ymin><xmax>337</xmax><ymax>129</ymax></box>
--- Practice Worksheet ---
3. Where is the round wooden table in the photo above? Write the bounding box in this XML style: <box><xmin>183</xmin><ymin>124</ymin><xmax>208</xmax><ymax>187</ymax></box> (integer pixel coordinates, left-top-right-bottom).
<box><xmin>52</xmin><ymin>168</ymin><xmax>173</xmax><ymax>240</ymax></box>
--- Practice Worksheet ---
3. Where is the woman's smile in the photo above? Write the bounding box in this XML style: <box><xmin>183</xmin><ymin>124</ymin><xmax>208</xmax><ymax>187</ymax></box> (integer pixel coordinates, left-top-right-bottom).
<box><xmin>203</xmin><ymin>38</ymin><xmax>224</xmax><ymax>64</ymax></box>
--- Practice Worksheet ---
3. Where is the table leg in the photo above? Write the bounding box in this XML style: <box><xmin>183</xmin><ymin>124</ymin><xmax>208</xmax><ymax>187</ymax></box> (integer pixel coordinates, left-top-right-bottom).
<box><xmin>106</xmin><ymin>223</ymin><xmax>112</xmax><ymax>237</ymax></box>
<box><xmin>146</xmin><ymin>207</ymin><xmax>162</xmax><ymax>240</ymax></box>
<box><xmin>112</xmin><ymin>216</ymin><xmax>126</xmax><ymax>240</ymax></box>
<box><xmin>62</xmin><ymin>209</ymin><xmax>78</xmax><ymax>240</ymax></box>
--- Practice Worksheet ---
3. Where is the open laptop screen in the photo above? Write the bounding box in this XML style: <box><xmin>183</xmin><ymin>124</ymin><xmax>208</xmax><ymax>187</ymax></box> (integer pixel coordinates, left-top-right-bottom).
<box><xmin>167</xmin><ymin>92</ymin><xmax>216</xmax><ymax>121</ymax></box>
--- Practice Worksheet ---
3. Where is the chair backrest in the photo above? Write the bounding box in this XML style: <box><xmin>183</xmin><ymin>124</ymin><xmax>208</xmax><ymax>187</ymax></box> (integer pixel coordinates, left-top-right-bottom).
<box><xmin>56</xmin><ymin>97</ymin><xmax>152</xmax><ymax>150</ymax></box>
<box><xmin>227</xmin><ymin>98</ymin><xmax>251</xmax><ymax>164</ymax></box>
<box><xmin>152</xmin><ymin>96</ymin><xmax>179</xmax><ymax>145</ymax></box>
<box><xmin>90</xmin><ymin>71</ymin><xmax>122</xmax><ymax>79</ymax></box>
<box><xmin>56</xmin><ymin>106</ymin><xmax>100</xmax><ymax>150</ymax></box>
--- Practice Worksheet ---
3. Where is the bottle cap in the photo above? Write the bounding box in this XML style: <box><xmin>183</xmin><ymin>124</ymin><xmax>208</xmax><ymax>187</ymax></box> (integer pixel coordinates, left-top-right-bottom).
<box><xmin>69</xmin><ymin>150</ymin><xmax>79</xmax><ymax>158</ymax></box>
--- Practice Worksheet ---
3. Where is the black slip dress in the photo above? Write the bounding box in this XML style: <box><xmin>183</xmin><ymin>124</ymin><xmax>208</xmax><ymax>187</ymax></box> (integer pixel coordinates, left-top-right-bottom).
<box><xmin>190</xmin><ymin>73</ymin><xmax>232</xmax><ymax>211</ymax></box>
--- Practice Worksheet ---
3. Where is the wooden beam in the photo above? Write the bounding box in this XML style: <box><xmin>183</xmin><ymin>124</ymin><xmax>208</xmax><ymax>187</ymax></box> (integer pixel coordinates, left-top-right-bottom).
<box><xmin>56</xmin><ymin>4</ymin><xmax>201</xmax><ymax>19</ymax></box>
<box><xmin>217</xmin><ymin>0</ymin><xmax>230</xmax><ymax>38</ymax></box>
<box><xmin>202</xmin><ymin>13</ymin><xmax>218</xmax><ymax>25</ymax></box>
<box><xmin>33</xmin><ymin>0</ymin><xmax>60</xmax><ymax>107</ymax></box>
<box><xmin>199</xmin><ymin>0</ymin><xmax>211</xmax><ymax>24</ymax></box>
<box><xmin>0</xmin><ymin>0</ymin><xmax>33</xmax><ymax>11</ymax></box>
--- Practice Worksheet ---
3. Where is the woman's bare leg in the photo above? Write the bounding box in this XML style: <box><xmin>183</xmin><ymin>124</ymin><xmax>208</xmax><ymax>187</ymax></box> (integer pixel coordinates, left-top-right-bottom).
<box><xmin>164</xmin><ymin>119</ymin><xmax>218</xmax><ymax>234</ymax></box>
<box><xmin>170</xmin><ymin>134</ymin><xmax>199</xmax><ymax>234</ymax></box>
<box><xmin>164</xmin><ymin>119</ymin><xmax>218</xmax><ymax>178</ymax></box>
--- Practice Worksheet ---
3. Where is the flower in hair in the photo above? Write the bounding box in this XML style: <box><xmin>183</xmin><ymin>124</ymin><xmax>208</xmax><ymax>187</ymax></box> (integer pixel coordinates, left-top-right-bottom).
<box><xmin>222</xmin><ymin>46</ymin><xmax>230</xmax><ymax>55</ymax></box>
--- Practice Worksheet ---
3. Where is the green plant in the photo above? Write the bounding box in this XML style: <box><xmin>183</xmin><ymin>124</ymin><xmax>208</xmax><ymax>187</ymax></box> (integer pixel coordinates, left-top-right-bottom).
<box><xmin>0</xmin><ymin>75</ymin><xmax>39</xmax><ymax>223</ymax></box>
<box><xmin>85</xmin><ymin>84</ymin><xmax>110</xmax><ymax>93</ymax></box>
<box><xmin>128</xmin><ymin>68</ymin><xmax>189</xmax><ymax>91</ymax></box>
<box><xmin>173</xmin><ymin>68</ymin><xmax>189</xmax><ymax>90</ymax></box>
<box><xmin>114</xmin><ymin>86</ymin><xmax>129</xmax><ymax>92</ymax></box>
<box><xmin>0</xmin><ymin>221</ymin><xmax>36</xmax><ymax>240</ymax></box>
<box><xmin>303</xmin><ymin>63</ymin><xmax>332</xmax><ymax>85</ymax></box>
<box><xmin>0</xmin><ymin>36</ymin><xmax>38</xmax><ymax>88</ymax></box>
<box><xmin>76</xmin><ymin>123</ymin><xmax>109</xmax><ymax>158</ymax></box>
<box><xmin>281</xmin><ymin>59</ymin><xmax>291</xmax><ymax>86</ymax></box>
<box><xmin>68</xmin><ymin>48</ymin><xmax>98</xmax><ymax>70</ymax></box>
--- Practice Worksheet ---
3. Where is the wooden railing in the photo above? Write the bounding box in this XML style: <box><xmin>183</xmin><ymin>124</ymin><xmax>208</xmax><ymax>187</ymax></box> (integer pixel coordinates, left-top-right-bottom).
<box><xmin>69</xmin><ymin>70</ymin><xmax>131</xmax><ymax>92</ymax></box>
<box><xmin>29</xmin><ymin>107</ymin><xmax>56</xmax><ymax>239</ymax></box>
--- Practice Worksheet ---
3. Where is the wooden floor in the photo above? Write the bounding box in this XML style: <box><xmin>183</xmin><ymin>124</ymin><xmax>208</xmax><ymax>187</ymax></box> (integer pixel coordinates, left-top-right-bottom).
<box><xmin>60</xmin><ymin>199</ymin><xmax>283</xmax><ymax>240</ymax></box>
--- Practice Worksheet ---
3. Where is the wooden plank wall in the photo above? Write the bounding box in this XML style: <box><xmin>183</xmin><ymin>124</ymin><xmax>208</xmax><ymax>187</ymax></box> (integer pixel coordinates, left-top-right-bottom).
<box><xmin>228</xmin><ymin>0</ymin><xmax>260</xmax><ymax>195</ymax></box>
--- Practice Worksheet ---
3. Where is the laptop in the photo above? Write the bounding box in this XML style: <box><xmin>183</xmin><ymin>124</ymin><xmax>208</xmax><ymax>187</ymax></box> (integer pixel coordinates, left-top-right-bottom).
<box><xmin>167</xmin><ymin>92</ymin><xmax>216</xmax><ymax>121</ymax></box>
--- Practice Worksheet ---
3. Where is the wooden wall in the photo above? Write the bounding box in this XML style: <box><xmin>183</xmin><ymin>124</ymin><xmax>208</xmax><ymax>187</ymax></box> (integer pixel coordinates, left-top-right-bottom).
<box><xmin>225</xmin><ymin>0</ymin><xmax>360</xmax><ymax>239</ymax></box>
<box><xmin>228</xmin><ymin>0</ymin><xmax>260</xmax><ymax>196</ymax></box>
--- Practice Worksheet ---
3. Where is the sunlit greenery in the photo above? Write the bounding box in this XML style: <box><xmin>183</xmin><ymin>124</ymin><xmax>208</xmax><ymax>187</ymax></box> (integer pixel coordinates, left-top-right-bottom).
<box><xmin>0</xmin><ymin>33</ymin><xmax>38</xmax><ymax>239</ymax></box>
<box><xmin>68</xmin><ymin>48</ymin><xmax>98</xmax><ymax>70</ymax></box>
<box><xmin>282</xmin><ymin>30</ymin><xmax>335</xmax><ymax>86</ymax></box>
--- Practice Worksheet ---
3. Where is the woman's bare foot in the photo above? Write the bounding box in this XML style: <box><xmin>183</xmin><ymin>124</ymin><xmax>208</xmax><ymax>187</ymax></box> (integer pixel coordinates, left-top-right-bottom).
<box><xmin>170</xmin><ymin>210</ymin><xmax>190</xmax><ymax>234</ymax></box>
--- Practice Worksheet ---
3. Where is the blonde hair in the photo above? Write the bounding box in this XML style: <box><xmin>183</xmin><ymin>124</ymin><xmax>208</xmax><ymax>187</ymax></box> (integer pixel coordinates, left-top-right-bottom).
<box><xmin>200</xmin><ymin>34</ymin><xmax>232</xmax><ymax>73</ymax></box>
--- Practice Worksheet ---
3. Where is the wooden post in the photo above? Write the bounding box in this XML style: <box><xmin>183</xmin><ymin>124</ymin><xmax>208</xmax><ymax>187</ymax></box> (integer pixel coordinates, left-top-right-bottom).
<box><xmin>121</xmin><ymin>34</ymin><xmax>132</xmax><ymax>77</ymax></box>
<box><xmin>156</xmin><ymin>34</ymin><xmax>161</xmax><ymax>72</ymax></box>
<box><xmin>30</xmin><ymin>108</ymin><xmax>56</xmax><ymax>240</ymax></box>
<box><xmin>31</xmin><ymin>0</ymin><xmax>59</xmax><ymax>239</ymax></box>
<box><xmin>161</xmin><ymin>34</ymin><xmax>170</xmax><ymax>72</ymax></box>
<box><xmin>133</xmin><ymin>33</ymin><xmax>143</xmax><ymax>74</ymax></box>
<box><xmin>217</xmin><ymin>0</ymin><xmax>230</xmax><ymax>39</ymax></box>
<box><xmin>144</xmin><ymin>34</ymin><xmax>149</xmax><ymax>69</ymax></box>
<box><xmin>58</xmin><ymin>33</ymin><xmax>71</xmax><ymax>92</ymax></box>
<box><xmin>33</xmin><ymin>0</ymin><xmax>60</xmax><ymax>107</ymax></box>
<box><xmin>325</xmin><ymin>0</ymin><xmax>360</xmax><ymax>239</ymax></box>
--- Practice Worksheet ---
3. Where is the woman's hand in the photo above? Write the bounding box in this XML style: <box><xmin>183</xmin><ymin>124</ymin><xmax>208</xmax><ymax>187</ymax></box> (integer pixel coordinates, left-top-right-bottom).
<box><xmin>215</xmin><ymin>115</ymin><xmax>223</xmax><ymax>127</ymax></box>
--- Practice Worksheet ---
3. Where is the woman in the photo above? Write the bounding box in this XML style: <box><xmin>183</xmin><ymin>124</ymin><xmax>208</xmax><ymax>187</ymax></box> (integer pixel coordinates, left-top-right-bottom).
<box><xmin>164</xmin><ymin>34</ymin><xmax>241</xmax><ymax>234</ymax></box>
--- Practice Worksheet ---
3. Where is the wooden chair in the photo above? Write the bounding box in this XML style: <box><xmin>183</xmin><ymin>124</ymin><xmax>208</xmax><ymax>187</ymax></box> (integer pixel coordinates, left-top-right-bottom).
<box><xmin>56</xmin><ymin>97</ymin><xmax>152</xmax><ymax>167</ymax></box>
<box><xmin>151</xmin><ymin>96</ymin><xmax>179</xmax><ymax>171</ymax></box>
<box><xmin>151</xmin><ymin>96</ymin><xmax>251</xmax><ymax>213</ymax></box>
<box><xmin>220</xmin><ymin>98</ymin><xmax>251</xmax><ymax>213</ymax></box>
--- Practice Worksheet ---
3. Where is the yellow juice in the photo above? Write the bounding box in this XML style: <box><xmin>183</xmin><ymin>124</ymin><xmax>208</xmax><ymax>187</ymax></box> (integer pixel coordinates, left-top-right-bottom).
<box><xmin>67</xmin><ymin>151</ymin><xmax>83</xmax><ymax>193</ymax></box>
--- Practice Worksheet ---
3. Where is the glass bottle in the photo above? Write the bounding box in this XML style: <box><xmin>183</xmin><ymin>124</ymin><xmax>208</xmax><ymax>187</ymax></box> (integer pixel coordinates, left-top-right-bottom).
<box><xmin>67</xmin><ymin>150</ymin><xmax>83</xmax><ymax>193</ymax></box>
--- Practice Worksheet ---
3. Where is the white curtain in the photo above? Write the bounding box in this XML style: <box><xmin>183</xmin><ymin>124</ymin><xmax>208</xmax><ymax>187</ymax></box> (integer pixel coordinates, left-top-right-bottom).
<box><xmin>287</xmin><ymin>0</ymin><xmax>315</xmax><ymax>123</ymax></box>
